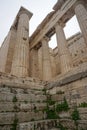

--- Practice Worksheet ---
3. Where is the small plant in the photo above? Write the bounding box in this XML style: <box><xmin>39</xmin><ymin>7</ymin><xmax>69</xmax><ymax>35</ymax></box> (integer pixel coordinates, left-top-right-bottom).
<box><xmin>14</xmin><ymin>105</ymin><xmax>18</xmax><ymax>112</ymax></box>
<box><xmin>42</xmin><ymin>88</ymin><xmax>46</xmax><ymax>95</ymax></box>
<box><xmin>11</xmin><ymin>118</ymin><xmax>18</xmax><ymax>130</ymax></box>
<box><xmin>37</xmin><ymin>100</ymin><xmax>40</xmax><ymax>103</ymax></box>
<box><xmin>56</xmin><ymin>97</ymin><xmax>69</xmax><ymax>113</ymax></box>
<box><xmin>80</xmin><ymin>128</ymin><xmax>85</xmax><ymax>130</ymax></box>
<box><xmin>47</xmin><ymin>109</ymin><xmax>58</xmax><ymax>119</ymax></box>
<box><xmin>42</xmin><ymin>100</ymin><xmax>46</xmax><ymax>103</ymax></box>
<box><xmin>56</xmin><ymin>123</ymin><xmax>68</xmax><ymax>130</ymax></box>
<box><xmin>47</xmin><ymin>98</ymin><xmax>55</xmax><ymax>105</ymax></box>
<box><xmin>63</xmin><ymin>97</ymin><xmax>69</xmax><ymax>110</ymax></box>
<box><xmin>80</xmin><ymin>128</ymin><xmax>87</xmax><ymax>130</ymax></box>
<box><xmin>34</xmin><ymin>124</ymin><xmax>36</xmax><ymax>130</ymax></box>
<box><xmin>57</xmin><ymin>90</ymin><xmax>64</xmax><ymax>94</ymax></box>
<box><xmin>71</xmin><ymin>108</ymin><xmax>80</xmax><ymax>122</ymax></box>
<box><xmin>12</xmin><ymin>95</ymin><xmax>17</xmax><ymax>102</ymax></box>
<box><xmin>44</xmin><ymin>105</ymin><xmax>58</xmax><ymax>119</ymax></box>
<box><xmin>24</xmin><ymin>100</ymin><xmax>28</xmax><ymax>104</ymax></box>
<box><xmin>71</xmin><ymin>108</ymin><xmax>80</xmax><ymax>129</ymax></box>
<box><xmin>46</xmin><ymin>95</ymin><xmax>55</xmax><ymax>106</ymax></box>
<box><xmin>33</xmin><ymin>105</ymin><xmax>38</xmax><ymax>113</ymax></box>
<box><xmin>30</xmin><ymin>118</ymin><xmax>35</xmax><ymax>121</ymax></box>
<box><xmin>79</xmin><ymin>102</ymin><xmax>87</xmax><ymax>108</ymax></box>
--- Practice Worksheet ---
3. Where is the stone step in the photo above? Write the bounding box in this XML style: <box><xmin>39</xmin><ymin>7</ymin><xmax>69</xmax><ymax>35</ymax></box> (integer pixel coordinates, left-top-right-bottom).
<box><xmin>0</xmin><ymin>111</ymin><xmax>44</xmax><ymax>125</ymax></box>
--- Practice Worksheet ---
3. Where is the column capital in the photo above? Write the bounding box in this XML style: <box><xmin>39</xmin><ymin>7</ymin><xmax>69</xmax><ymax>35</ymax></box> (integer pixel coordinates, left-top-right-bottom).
<box><xmin>54</xmin><ymin>21</ymin><xmax>65</xmax><ymax>29</ymax></box>
<box><xmin>42</xmin><ymin>36</ymin><xmax>50</xmax><ymax>43</ymax></box>
<box><xmin>17</xmin><ymin>6</ymin><xmax>33</xmax><ymax>20</ymax></box>
<box><xmin>73</xmin><ymin>0</ymin><xmax>85</xmax><ymax>9</ymax></box>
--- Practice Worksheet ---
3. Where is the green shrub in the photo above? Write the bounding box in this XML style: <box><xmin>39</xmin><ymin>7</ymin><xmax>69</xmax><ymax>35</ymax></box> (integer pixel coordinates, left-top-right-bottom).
<box><xmin>37</xmin><ymin>100</ymin><xmax>40</xmax><ymax>103</ymax></box>
<box><xmin>34</xmin><ymin>105</ymin><xmax>38</xmax><ymax>113</ymax></box>
<box><xmin>56</xmin><ymin>98</ymin><xmax>69</xmax><ymax>113</ymax></box>
<box><xmin>47</xmin><ymin>109</ymin><xmax>58</xmax><ymax>119</ymax></box>
<box><xmin>13</xmin><ymin>105</ymin><xmax>18</xmax><ymax>112</ymax></box>
<box><xmin>79</xmin><ymin>102</ymin><xmax>87</xmax><ymax>107</ymax></box>
<box><xmin>24</xmin><ymin>100</ymin><xmax>28</xmax><ymax>104</ymax></box>
<box><xmin>30</xmin><ymin>118</ymin><xmax>35</xmax><ymax>121</ymax></box>
<box><xmin>44</xmin><ymin>105</ymin><xmax>58</xmax><ymax>119</ymax></box>
<box><xmin>57</xmin><ymin>91</ymin><xmax>64</xmax><ymax>94</ymax></box>
<box><xmin>46</xmin><ymin>95</ymin><xmax>55</xmax><ymax>106</ymax></box>
<box><xmin>47</xmin><ymin>99</ymin><xmax>55</xmax><ymax>105</ymax></box>
<box><xmin>56</xmin><ymin>123</ymin><xmax>68</xmax><ymax>130</ymax></box>
<box><xmin>42</xmin><ymin>88</ymin><xmax>46</xmax><ymax>95</ymax></box>
<box><xmin>71</xmin><ymin>108</ymin><xmax>80</xmax><ymax>122</ymax></box>
<box><xmin>12</xmin><ymin>95</ymin><xmax>17</xmax><ymax>102</ymax></box>
<box><xmin>11</xmin><ymin>118</ymin><xmax>18</xmax><ymax>130</ymax></box>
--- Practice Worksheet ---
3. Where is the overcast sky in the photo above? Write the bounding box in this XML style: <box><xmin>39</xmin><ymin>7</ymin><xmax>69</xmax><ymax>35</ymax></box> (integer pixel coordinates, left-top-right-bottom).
<box><xmin>0</xmin><ymin>0</ymin><xmax>81</xmax><ymax>48</ymax></box>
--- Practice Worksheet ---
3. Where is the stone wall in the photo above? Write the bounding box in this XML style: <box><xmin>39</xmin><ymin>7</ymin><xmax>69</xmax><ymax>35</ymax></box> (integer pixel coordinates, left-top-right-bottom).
<box><xmin>0</xmin><ymin>79</ymin><xmax>46</xmax><ymax>130</ymax></box>
<box><xmin>0</xmin><ymin>63</ymin><xmax>87</xmax><ymax>130</ymax></box>
<box><xmin>67</xmin><ymin>33</ymin><xmax>87</xmax><ymax>67</ymax></box>
<box><xmin>46</xmin><ymin>63</ymin><xmax>87</xmax><ymax>130</ymax></box>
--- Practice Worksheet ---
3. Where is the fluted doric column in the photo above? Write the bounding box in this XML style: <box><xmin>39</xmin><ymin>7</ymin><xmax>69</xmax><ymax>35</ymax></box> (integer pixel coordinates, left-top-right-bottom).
<box><xmin>38</xmin><ymin>46</ymin><xmax>43</xmax><ymax>79</ymax></box>
<box><xmin>55</xmin><ymin>22</ymin><xmax>72</xmax><ymax>74</ymax></box>
<box><xmin>11</xmin><ymin>7</ymin><xmax>32</xmax><ymax>77</ymax></box>
<box><xmin>42</xmin><ymin>36</ymin><xmax>52</xmax><ymax>80</ymax></box>
<box><xmin>74</xmin><ymin>0</ymin><xmax>87</xmax><ymax>46</ymax></box>
<box><xmin>30</xmin><ymin>48</ymin><xmax>39</xmax><ymax>78</ymax></box>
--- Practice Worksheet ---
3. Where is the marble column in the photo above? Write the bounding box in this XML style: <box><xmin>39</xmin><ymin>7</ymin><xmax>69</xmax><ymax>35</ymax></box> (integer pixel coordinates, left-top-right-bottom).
<box><xmin>11</xmin><ymin>7</ymin><xmax>32</xmax><ymax>77</ymax></box>
<box><xmin>42</xmin><ymin>36</ymin><xmax>52</xmax><ymax>80</ymax></box>
<box><xmin>30</xmin><ymin>48</ymin><xmax>39</xmax><ymax>78</ymax></box>
<box><xmin>74</xmin><ymin>0</ymin><xmax>87</xmax><ymax>46</ymax></box>
<box><xmin>5</xmin><ymin>27</ymin><xmax>17</xmax><ymax>73</ymax></box>
<box><xmin>55</xmin><ymin>22</ymin><xmax>72</xmax><ymax>74</ymax></box>
<box><xmin>50</xmin><ymin>52</ymin><xmax>57</xmax><ymax>77</ymax></box>
<box><xmin>38</xmin><ymin>47</ymin><xmax>43</xmax><ymax>79</ymax></box>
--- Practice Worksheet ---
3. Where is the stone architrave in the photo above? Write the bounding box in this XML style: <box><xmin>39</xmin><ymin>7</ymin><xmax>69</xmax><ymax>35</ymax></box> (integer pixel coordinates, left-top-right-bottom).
<box><xmin>55</xmin><ymin>22</ymin><xmax>72</xmax><ymax>73</ymax></box>
<box><xmin>74</xmin><ymin>0</ymin><xmax>87</xmax><ymax>46</ymax></box>
<box><xmin>11</xmin><ymin>7</ymin><xmax>33</xmax><ymax>77</ymax></box>
<box><xmin>42</xmin><ymin>36</ymin><xmax>52</xmax><ymax>80</ymax></box>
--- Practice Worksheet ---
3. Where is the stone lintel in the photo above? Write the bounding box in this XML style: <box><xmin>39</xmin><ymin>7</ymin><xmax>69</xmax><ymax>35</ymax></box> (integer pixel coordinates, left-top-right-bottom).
<box><xmin>53</xmin><ymin>0</ymin><xmax>67</xmax><ymax>11</ymax></box>
<box><xmin>31</xmin><ymin>42</ymin><xmax>42</xmax><ymax>50</ymax></box>
<box><xmin>46</xmin><ymin>27</ymin><xmax>55</xmax><ymax>38</ymax></box>
<box><xmin>30</xmin><ymin>11</ymin><xmax>54</xmax><ymax>43</ymax></box>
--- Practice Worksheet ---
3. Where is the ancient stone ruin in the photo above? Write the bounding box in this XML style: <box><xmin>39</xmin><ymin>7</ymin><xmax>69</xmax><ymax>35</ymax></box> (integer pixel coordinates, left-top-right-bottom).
<box><xmin>0</xmin><ymin>0</ymin><xmax>87</xmax><ymax>130</ymax></box>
